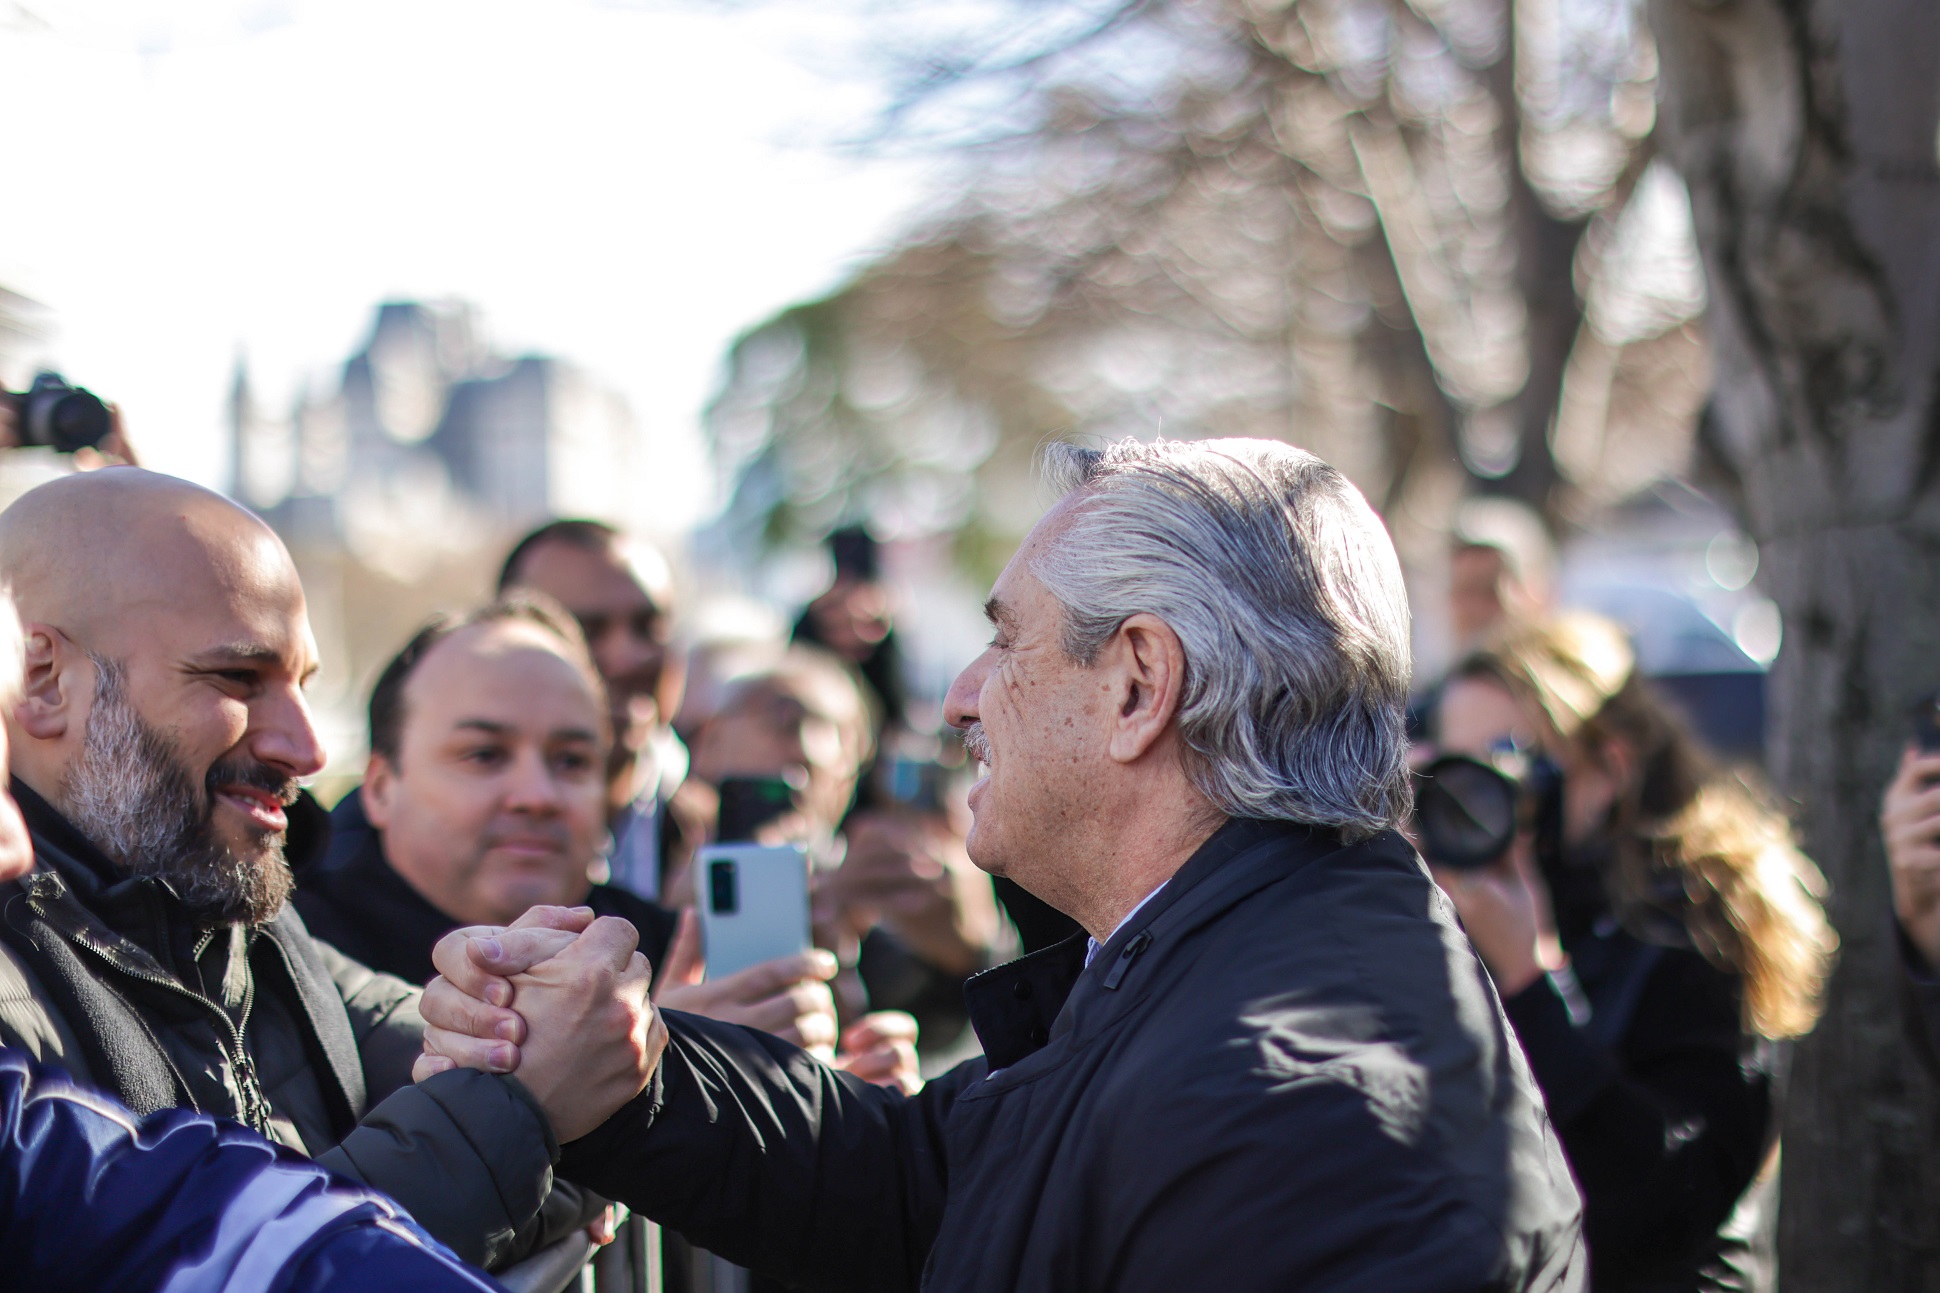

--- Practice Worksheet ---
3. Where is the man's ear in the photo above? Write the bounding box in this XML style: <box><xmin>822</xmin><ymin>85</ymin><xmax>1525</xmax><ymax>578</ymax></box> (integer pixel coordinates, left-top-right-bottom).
<box><xmin>15</xmin><ymin>624</ymin><xmax>77</xmax><ymax>743</ymax></box>
<box><xmin>1105</xmin><ymin>613</ymin><xmax>1188</xmax><ymax>765</ymax></box>
<box><xmin>363</xmin><ymin>753</ymin><xmax>399</xmax><ymax>829</ymax></box>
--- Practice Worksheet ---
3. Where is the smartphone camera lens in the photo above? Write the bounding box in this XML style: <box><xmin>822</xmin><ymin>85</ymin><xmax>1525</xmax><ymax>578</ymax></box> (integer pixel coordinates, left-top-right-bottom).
<box><xmin>709</xmin><ymin>859</ymin><xmax>738</xmax><ymax>915</ymax></box>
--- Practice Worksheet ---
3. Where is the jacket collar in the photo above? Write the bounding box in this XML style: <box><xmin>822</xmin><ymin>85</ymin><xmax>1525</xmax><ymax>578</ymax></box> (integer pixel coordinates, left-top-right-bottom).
<box><xmin>11</xmin><ymin>776</ymin><xmax>201</xmax><ymax>967</ymax></box>
<box><xmin>14</xmin><ymin>777</ymin><xmax>128</xmax><ymax>894</ymax></box>
<box><xmin>6</xmin><ymin>781</ymin><xmax>370</xmax><ymax>1129</ymax></box>
<box><xmin>964</xmin><ymin>817</ymin><xmax>1345</xmax><ymax>1072</ymax></box>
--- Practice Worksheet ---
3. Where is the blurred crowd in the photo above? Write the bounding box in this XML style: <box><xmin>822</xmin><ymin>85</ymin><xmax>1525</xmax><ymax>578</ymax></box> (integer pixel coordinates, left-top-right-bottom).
<box><xmin>3</xmin><ymin>398</ymin><xmax>1940</xmax><ymax>1292</ymax></box>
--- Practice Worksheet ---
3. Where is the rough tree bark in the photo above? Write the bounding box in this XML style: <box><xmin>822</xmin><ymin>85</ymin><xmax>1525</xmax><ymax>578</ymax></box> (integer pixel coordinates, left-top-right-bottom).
<box><xmin>1651</xmin><ymin>0</ymin><xmax>1940</xmax><ymax>1285</ymax></box>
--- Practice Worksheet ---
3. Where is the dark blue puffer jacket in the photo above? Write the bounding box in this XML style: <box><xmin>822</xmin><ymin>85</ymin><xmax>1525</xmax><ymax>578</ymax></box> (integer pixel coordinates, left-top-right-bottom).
<box><xmin>0</xmin><ymin>1049</ymin><xmax>505</xmax><ymax>1292</ymax></box>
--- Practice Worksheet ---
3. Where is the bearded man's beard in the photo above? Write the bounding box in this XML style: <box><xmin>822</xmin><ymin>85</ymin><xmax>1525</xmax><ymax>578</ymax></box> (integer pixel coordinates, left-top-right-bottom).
<box><xmin>61</xmin><ymin>656</ymin><xmax>297</xmax><ymax>926</ymax></box>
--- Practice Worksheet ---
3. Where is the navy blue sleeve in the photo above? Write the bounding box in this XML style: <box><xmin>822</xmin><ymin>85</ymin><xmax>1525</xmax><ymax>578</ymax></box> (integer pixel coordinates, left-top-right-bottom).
<box><xmin>0</xmin><ymin>1050</ymin><xmax>504</xmax><ymax>1293</ymax></box>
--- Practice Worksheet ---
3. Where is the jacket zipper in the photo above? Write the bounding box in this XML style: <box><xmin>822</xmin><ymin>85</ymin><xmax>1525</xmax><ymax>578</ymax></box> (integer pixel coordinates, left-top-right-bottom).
<box><xmin>63</xmin><ymin>924</ymin><xmax>274</xmax><ymax>1136</ymax></box>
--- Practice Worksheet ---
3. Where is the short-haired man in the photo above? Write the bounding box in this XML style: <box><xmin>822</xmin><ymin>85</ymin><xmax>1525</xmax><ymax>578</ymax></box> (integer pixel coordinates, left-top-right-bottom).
<box><xmin>298</xmin><ymin>598</ymin><xmax>677</xmax><ymax>977</ymax></box>
<box><xmin>295</xmin><ymin>597</ymin><xmax>840</xmax><ymax>1051</ymax></box>
<box><xmin>0</xmin><ymin>469</ymin><xmax>658</xmax><ymax>1271</ymax></box>
<box><xmin>422</xmin><ymin>438</ymin><xmax>1588</xmax><ymax>1290</ymax></box>
<box><xmin>498</xmin><ymin>520</ymin><xmax>685</xmax><ymax>901</ymax></box>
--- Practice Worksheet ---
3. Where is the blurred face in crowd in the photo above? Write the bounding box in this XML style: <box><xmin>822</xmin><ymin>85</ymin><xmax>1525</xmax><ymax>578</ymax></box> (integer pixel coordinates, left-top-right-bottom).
<box><xmin>1435</xmin><ymin>674</ymin><xmax>1626</xmax><ymax>850</ymax></box>
<box><xmin>1449</xmin><ymin>545</ymin><xmax>1514</xmax><ymax>647</ymax></box>
<box><xmin>362</xmin><ymin>619</ymin><xmax>610</xmax><ymax>926</ymax></box>
<box><xmin>506</xmin><ymin>537</ymin><xmax>680</xmax><ymax>774</ymax></box>
<box><xmin>690</xmin><ymin>662</ymin><xmax>866</xmax><ymax>839</ymax></box>
<box><xmin>1</xmin><ymin>471</ymin><xmax>325</xmax><ymax>925</ymax></box>
<box><xmin>803</xmin><ymin>575</ymin><xmax>892</xmax><ymax>664</ymax></box>
<box><xmin>944</xmin><ymin>496</ymin><xmax>1107</xmax><ymax>886</ymax></box>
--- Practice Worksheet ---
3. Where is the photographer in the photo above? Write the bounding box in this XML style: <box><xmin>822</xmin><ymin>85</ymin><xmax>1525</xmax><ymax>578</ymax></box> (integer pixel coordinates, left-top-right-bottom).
<box><xmin>0</xmin><ymin>373</ymin><xmax>136</xmax><ymax>466</ymax></box>
<box><xmin>1423</xmin><ymin>614</ymin><xmax>1836</xmax><ymax>1291</ymax></box>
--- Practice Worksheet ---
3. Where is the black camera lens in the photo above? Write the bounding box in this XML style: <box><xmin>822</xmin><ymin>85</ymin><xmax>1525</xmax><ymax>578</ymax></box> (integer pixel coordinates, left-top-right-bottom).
<box><xmin>1414</xmin><ymin>755</ymin><xmax>1520</xmax><ymax>870</ymax></box>
<box><xmin>21</xmin><ymin>373</ymin><xmax>111</xmax><ymax>454</ymax></box>
<box><xmin>708</xmin><ymin>859</ymin><xmax>739</xmax><ymax>915</ymax></box>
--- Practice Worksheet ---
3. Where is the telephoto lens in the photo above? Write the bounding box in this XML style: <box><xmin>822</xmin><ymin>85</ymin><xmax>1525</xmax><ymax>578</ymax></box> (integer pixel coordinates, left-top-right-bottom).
<box><xmin>1414</xmin><ymin>754</ymin><xmax>1521</xmax><ymax>870</ymax></box>
<box><xmin>20</xmin><ymin>373</ymin><xmax>111</xmax><ymax>454</ymax></box>
<box><xmin>1413</xmin><ymin>746</ymin><xmax>1565</xmax><ymax>872</ymax></box>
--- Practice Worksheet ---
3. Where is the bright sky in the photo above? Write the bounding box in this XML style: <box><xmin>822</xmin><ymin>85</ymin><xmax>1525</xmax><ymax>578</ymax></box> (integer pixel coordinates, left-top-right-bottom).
<box><xmin>0</xmin><ymin>0</ymin><xmax>930</xmax><ymax>530</ymax></box>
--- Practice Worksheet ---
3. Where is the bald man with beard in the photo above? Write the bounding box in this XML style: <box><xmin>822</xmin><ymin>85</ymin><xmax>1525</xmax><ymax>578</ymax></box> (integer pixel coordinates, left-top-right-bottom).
<box><xmin>0</xmin><ymin>468</ymin><xmax>662</xmax><ymax>1272</ymax></box>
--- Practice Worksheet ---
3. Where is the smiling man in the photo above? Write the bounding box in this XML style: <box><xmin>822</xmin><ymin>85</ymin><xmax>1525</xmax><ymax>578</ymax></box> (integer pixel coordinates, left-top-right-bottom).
<box><xmin>0</xmin><ymin>468</ymin><xmax>661</xmax><ymax>1272</ymax></box>
<box><xmin>297</xmin><ymin>597</ymin><xmax>845</xmax><ymax>1057</ymax></box>
<box><xmin>419</xmin><ymin>438</ymin><xmax>1589</xmax><ymax>1292</ymax></box>
<box><xmin>295</xmin><ymin>599</ymin><xmax>679</xmax><ymax>983</ymax></box>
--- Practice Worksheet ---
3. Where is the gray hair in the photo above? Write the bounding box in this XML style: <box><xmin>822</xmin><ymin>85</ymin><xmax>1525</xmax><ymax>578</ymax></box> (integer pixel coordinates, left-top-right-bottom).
<box><xmin>1033</xmin><ymin>438</ymin><xmax>1414</xmax><ymax>839</ymax></box>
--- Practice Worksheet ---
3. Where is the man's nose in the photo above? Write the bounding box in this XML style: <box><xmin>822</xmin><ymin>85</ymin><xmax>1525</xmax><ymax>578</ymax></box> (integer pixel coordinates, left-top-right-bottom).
<box><xmin>942</xmin><ymin>652</ymin><xmax>990</xmax><ymax>732</ymax></box>
<box><xmin>594</xmin><ymin>624</ymin><xmax>658</xmax><ymax>683</ymax></box>
<box><xmin>502</xmin><ymin>749</ymin><xmax>565</xmax><ymax>814</ymax></box>
<box><xmin>254</xmin><ymin>686</ymin><xmax>327</xmax><ymax>779</ymax></box>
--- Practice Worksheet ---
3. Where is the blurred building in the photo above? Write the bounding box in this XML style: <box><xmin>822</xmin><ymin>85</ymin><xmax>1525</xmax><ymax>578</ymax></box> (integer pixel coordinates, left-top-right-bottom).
<box><xmin>229</xmin><ymin>299</ymin><xmax>649</xmax><ymax>785</ymax></box>
<box><xmin>231</xmin><ymin>299</ymin><xmax>641</xmax><ymax>571</ymax></box>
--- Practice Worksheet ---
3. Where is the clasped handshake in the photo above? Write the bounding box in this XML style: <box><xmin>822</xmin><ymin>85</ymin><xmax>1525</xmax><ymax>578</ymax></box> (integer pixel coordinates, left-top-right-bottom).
<box><xmin>413</xmin><ymin>905</ymin><xmax>921</xmax><ymax>1141</ymax></box>
<box><xmin>413</xmin><ymin>907</ymin><xmax>664</xmax><ymax>1142</ymax></box>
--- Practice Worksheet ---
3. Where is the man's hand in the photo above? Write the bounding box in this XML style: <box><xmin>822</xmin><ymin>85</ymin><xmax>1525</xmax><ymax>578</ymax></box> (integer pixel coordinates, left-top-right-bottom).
<box><xmin>415</xmin><ymin>912</ymin><xmax>663</xmax><ymax>1143</ymax></box>
<box><xmin>1883</xmin><ymin>747</ymin><xmax>1940</xmax><ymax>970</ymax></box>
<box><xmin>652</xmin><ymin>909</ymin><xmax>842</xmax><ymax>1055</ymax></box>
<box><xmin>833</xmin><ymin>1011</ymin><xmax>922</xmax><ymax>1094</ymax></box>
<box><xmin>825</xmin><ymin>811</ymin><xmax>1001</xmax><ymax>979</ymax></box>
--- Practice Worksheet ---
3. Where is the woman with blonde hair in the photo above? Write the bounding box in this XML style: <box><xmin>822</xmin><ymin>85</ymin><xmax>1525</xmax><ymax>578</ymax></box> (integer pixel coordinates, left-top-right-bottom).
<box><xmin>1425</xmin><ymin>612</ymin><xmax>1835</xmax><ymax>1291</ymax></box>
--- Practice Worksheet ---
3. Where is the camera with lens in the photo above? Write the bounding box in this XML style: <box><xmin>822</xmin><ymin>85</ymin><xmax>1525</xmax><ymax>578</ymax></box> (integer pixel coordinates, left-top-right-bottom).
<box><xmin>1413</xmin><ymin>744</ymin><xmax>1565</xmax><ymax>871</ymax></box>
<box><xmin>0</xmin><ymin>372</ymin><xmax>113</xmax><ymax>454</ymax></box>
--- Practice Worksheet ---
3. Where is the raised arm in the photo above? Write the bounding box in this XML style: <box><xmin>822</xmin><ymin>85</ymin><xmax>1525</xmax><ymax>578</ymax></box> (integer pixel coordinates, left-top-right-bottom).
<box><xmin>416</xmin><ymin>918</ymin><xmax>955</xmax><ymax>1293</ymax></box>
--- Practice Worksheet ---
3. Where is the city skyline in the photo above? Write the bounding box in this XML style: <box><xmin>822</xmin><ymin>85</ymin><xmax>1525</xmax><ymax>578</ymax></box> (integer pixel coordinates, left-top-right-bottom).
<box><xmin>0</xmin><ymin>0</ymin><xmax>932</xmax><ymax>537</ymax></box>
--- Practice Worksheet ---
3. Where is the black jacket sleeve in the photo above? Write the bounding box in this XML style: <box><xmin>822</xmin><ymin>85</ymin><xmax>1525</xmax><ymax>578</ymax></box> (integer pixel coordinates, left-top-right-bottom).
<box><xmin>556</xmin><ymin>1008</ymin><xmax>957</xmax><ymax>1293</ymax></box>
<box><xmin>311</xmin><ymin>938</ymin><xmax>559</xmax><ymax>1271</ymax></box>
<box><xmin>1503</xmin><ymin>949</ymin><xmax>1771</xmax><ymax>1280</ymax></box>
<box><xmin>1897</xmin><ymin>925</ymin><xmax>1940</xmax><ymax>1076</ymax></box>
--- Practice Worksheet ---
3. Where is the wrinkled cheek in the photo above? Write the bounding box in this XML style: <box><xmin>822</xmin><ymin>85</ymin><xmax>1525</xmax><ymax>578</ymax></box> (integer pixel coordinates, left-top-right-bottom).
<box><xmin>990</xmin><ymin>665</ymin><xmax>1035</xmax><ymax>733</ymax></box>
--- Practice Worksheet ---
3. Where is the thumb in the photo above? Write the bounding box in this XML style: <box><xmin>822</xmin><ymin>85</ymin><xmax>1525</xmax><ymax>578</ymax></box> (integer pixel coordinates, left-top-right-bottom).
<box><xmin>464</xmin><ymin>926</ymin><xmax>579</xmax><ymax>977</ymax></box>
<box><xmin>510</xmin><ymin>904</ymin><xmax>597</xmax><ymax>933</ymax></box>
<box><xmin>653</xmin><ymin>908</ymin><xmax>705</xmax><ymax>1000</ymax></box>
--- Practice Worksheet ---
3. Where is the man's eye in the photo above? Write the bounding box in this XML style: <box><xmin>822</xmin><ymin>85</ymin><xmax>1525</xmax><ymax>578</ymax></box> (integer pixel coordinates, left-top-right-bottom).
<box><xmin>553</xmin><ymin>750</ymin><xmax>595</xmax><ymax>774</ymax></box>
<box><xmin>462</xmin><ymin>747</ymin><xmax>508</xmax><ymax>767</ymax></box>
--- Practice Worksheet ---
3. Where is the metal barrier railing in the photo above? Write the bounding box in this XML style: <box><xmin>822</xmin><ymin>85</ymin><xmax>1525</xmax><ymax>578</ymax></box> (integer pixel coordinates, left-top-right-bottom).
<box><xmin>497</xmin><ymin>1211</ymin><xmax>661</xmax><ymax>1293</ymax></box>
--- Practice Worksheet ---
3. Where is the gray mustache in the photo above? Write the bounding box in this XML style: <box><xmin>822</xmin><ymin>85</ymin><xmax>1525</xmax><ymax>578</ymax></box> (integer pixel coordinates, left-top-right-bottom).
<box><xmin>961</xmin><ymin>722</ymin><xmax>990</xmax><ymax>767</ymax></box>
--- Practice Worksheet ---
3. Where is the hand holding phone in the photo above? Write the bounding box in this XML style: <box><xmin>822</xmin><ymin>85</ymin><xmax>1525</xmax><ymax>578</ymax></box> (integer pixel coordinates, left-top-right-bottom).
<box><xmin>1914</xmin><ymin>694</ymin><xmax>1940</xmax><ymax>755</ymax></box>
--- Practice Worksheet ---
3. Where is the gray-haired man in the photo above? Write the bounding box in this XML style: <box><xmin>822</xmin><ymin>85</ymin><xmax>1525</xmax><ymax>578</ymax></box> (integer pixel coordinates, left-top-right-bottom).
<box><xmin>420</xmin><ymin>438</ymin><xmax>1587</xmax><ymax>1291</ymax></box>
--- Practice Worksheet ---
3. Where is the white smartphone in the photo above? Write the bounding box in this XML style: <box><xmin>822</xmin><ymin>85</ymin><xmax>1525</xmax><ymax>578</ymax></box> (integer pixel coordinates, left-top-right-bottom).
<box><xmin>695</xmin><ymin>842</ymin><xmax>813</xmax><ymax>980</ymax></box>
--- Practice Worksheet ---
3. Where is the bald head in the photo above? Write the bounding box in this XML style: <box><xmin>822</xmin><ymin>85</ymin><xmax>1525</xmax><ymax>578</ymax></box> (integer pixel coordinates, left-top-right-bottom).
<box><xmin>0</xmin><ymin>469</ymin><xmax>325</xmax><ymax>920</ymax></box>
<box><xmin>0</xmin><ymin>468</ymin><xmax>303</xmax><ymax>661</ymax></box>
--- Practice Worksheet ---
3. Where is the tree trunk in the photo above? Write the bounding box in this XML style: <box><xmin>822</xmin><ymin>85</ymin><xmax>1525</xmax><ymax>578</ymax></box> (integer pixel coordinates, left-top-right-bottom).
<box><xmin>1650</xmin><ymin>0</ymin><xmax>1940</xmax><ymax>1285</ymax></box>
